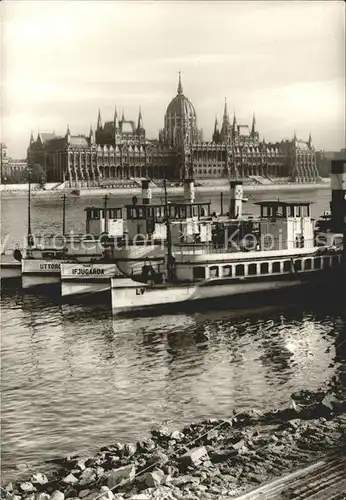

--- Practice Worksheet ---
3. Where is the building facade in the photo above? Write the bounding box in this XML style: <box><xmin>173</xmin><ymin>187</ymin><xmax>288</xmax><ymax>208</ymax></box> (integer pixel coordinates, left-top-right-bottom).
<box><xmin>27</xmin><ymin>75</ymin><xmax>319</xmax><ymax>186</ymax></box>
<box><xmin>1</xmin><ymin>142</ymin><xmax>27</xmax><ymax>183</ymax></box>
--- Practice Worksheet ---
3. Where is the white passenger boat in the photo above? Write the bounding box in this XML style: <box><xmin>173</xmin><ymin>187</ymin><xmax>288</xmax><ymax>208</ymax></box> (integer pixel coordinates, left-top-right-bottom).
<box><xmin>60</xmin><ymin>179</ymin><xmax>213</xmax><ymax>297</ymax></box>
<box><xmin>21</xmin><ymin>203</ymin><xmax>124</xmax><ymax>289</ymax></box>
<box><xmin>111</xmin><ymin>194</ymin><xmax>344</xmax><ymax>316</ymax></box>
<box><xmin>0</xmin><ymin>251</ymin><xmax>22</xmax><ymax>281</ymax></box>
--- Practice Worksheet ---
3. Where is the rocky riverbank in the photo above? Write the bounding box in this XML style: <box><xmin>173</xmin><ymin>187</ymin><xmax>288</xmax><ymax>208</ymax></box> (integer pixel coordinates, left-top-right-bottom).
<box><xmin>2</xmin><ymin>370</ymin><xmax>345</xmax><ymax>500</ymax></box>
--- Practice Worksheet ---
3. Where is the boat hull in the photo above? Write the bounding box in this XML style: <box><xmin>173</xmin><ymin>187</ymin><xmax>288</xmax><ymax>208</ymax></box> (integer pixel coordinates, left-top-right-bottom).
<box><xmin>60</xmin><ymin>262</ymin><xmax>121</xmax><ymax>297</ymax></box>
<box><xmin>21</xmin><ymin>258</ymin><xmax>70</xmax><ymax>289</ymax></box>
<box><xmin>111</xmin><ymin>269</ymin><xmax>342</xmax><ymax>316</ymax></box>
<box><xmin>59</xmin><ymin>245</ymin><xmax>164</xmax><ymax>297</ymax></box>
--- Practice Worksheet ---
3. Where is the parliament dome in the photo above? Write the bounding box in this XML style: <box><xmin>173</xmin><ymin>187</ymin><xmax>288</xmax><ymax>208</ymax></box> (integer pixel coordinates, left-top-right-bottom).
<box><xmin>165</xmin><ymin>73</ymin><xmax>196</xmax><ymax>120</ymax></box>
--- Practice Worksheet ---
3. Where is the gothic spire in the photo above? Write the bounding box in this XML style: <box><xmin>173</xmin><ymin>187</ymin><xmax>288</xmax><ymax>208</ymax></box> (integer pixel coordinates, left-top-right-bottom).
<box><xmin>214</xmin><ymin>115</ymin><xmax>219</xmax><ymax>133</ymax></box>
<box><xmin>137</xmin><ymin>106</ymin><xmax>143</xmax><ymax>130</ymax></box>
<box><xmin>232</xmin><ymin>110</ymin><xmax>237</xmax><ymax>130</ymax></box>
<box><xmin>223</xmin><ymin>97</ymin><xmax>229</xmax><ymax>121</ymax></box>
<box><xmin>30</xmin><ymin>130</ymin><xmax>35</xmax><ymax>144</ymax></box>
<box><xmin>97</xmin><ymin>109</ymin><xmax>102</xmax><ymax>130</ymax></box>
<box><xmin>308</xmin><ymin>131</ymin><xmax>312</xmax><ymax>146</ymax></box>
<box><xmin>251</xmin><ymin>112</ymin><xmax>256</xmax><ymax>134</ymax></box>
<box><xmin>114</xmin><ymin>106</ymin><xmax>119</xmax><ymax>128</ymax></box>
<box><xmin>177</xmin><ymin>71</ymin><xmax>183</xmax><ymax>94</ymax></box>
<box><xmin>121</xmin><ymin>109</ymin><xmax>125</xmax><ymax>121</ymax></box>
<box><xmin>66</xmin><ymin>124</ymin><xmax>71</xmax><ymax>136</ymax></box>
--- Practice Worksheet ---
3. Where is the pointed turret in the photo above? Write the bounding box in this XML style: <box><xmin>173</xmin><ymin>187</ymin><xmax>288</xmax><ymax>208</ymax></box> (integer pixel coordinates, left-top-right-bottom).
<box><xmin>177</xmin><ymin>71</ymin><xmax>183</xmax><ymax>95</ymax></box>
<box><xmin>65</xmin><ymin>124</ymin><xmax>71</xmax><ymax>143</ymax></box>
<box><xmin>251</xmin><ymin>113</ymin><xmax>256</xmax><ymax>135</ymax></box>
<box><xmin>137</xmin><ymin>106</ymin><xmax>144</xmax><ymax>130</ymax></box>
<box><xmin>89</xmin><ymin>124</ymin><xmax>95</xmax><ymax>144</ymax></box>
<box><xmin>113</xmin><ymin>106</ymin><xmax>119</xmax><ymax>129</ymax></box>
<box><xmin>223</xmin><ymin>98</ymin><xmax>229</xmax><ymax>121</ymax></box>
<box><xmin>293</xmin><ymin>130</ymin><xmax>297</xmax><ymax>141</ymax></box>
<box><xmin>121</xmin><ymin>109</ymin><xmax>125</xmax><ymax>121</ymax></box>
<box><xmin>212</xmin><ymin>115</ymin><xmax>220</xmax><ymax>143</ymax></box>
<box><xmin>30</xmin><ymin>131</ymin><xmax>35</xmax><ymax>144</ymax></box>
<box><xmin>97</xmin><ymin>109</ymin><xmax>102</xmax><ymax>130</ymax></box>
<box><xmin>308</xmin><ymin>132</ymin><xmax>312</xmax><ymax>147</ymax></box>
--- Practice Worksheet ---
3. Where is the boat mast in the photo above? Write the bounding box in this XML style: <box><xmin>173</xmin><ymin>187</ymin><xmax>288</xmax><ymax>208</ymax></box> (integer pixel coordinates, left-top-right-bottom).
<box><xmin>27</xmin><ymin>167</ymin><xmax>33</xmax><ymax>247</ymax></box>
<box><xmin>62</xmin><ymin>194</ymin><xmax>66</xmax><ymax>236</ymax></box>
<box><xmin>103</xmin><ymin>194</ymin><xmax>109</xmax><ymax>234</ymax></box>
<box><xmin>164</xmin><ymin>179</ymin><xmax>174</xmax><ymax>282</ymax></box>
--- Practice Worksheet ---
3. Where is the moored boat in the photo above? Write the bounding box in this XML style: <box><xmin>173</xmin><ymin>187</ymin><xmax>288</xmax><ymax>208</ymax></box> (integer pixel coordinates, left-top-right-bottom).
<box><xmin>111</xmin><ymin>196</ymin><xmax>344</xmax><ymax>316</ymax></box>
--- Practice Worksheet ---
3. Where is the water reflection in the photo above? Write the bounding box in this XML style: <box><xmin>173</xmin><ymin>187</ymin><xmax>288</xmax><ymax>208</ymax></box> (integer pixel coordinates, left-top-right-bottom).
<box><xmin>1</xmin><ymin>286</ymin><xmax>345</xmax><ymax>479</ymax></box>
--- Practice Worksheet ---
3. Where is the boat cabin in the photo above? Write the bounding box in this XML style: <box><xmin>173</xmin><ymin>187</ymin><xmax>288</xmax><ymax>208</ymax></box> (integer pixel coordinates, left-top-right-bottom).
<box><xmin>85</xmin><ymin>206</ymin><xmax>124</xmax><ymax>238</ymax></box>
<box><xmin>255</xmin><ymin>201</ymin><xmax>314</xmax><ymax>250</ymax></box>
<box><xmin>125</xmin><ymin>201</ymin><xmax>212</xmax><ymax>243</ymax></box>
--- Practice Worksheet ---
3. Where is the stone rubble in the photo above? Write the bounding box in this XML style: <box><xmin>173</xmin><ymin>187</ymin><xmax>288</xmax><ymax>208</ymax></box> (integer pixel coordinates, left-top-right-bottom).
<box><xmin>2</xmin><ymin>379</ymin><xmax>345</xmax><ymax>500</ymax></box>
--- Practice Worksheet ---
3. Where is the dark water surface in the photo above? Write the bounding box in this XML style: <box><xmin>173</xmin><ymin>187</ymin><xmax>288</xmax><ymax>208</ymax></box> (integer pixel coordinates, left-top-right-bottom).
<box><xmin>1</xmin><ymin>188</ymin><xmax>345</xmax><ymax>480</ymax></box>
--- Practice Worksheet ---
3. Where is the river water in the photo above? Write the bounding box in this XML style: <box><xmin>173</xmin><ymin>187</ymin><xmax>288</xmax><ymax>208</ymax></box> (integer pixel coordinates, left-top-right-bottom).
<box><xmin>1</xmin><ymin>187</ymin><xmax>345</xmax><ymax>481</ymax></box>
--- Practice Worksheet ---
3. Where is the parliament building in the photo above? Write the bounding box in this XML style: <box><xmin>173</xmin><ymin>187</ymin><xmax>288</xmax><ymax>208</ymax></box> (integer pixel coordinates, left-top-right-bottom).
<box><xmin>27</xmin><ymin>74</ymin><xmax>319</xmax><ymax>186</ymax></box>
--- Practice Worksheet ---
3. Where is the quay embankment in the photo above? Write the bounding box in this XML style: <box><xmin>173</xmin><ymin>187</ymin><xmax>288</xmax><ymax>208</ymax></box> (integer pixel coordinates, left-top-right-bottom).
<box><xmin>0</xmin><ymin>181</ymin><xmax>330</xmax><ymax>199</ymax></box>
<box><xmin>2</xmin><ymin>370</ymin><xmax>345</xmax><ymax>500</ymax></box>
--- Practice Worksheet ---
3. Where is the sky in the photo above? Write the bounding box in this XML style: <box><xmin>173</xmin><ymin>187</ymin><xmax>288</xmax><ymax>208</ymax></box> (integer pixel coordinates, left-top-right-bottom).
<box><xmin>1</xmin><ymin>0</ymin><xmax>345</xmax><ymax>158</ymax></box>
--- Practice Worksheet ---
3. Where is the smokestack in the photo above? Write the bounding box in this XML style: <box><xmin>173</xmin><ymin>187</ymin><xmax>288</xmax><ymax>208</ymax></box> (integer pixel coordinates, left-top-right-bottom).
<box><xmin>330</xmin><ymin>159</ymin><xmax>346</xmax><ymax>233</ymax></box>
<box><xmin>229</xmin><ymin>181</ymin><xmax>243</xmax><ymax>219</ymax></box>
<box><xmin>141</xmin><ymin>179</ymin><xmax>152</xmax><ymax>205</ymax></box>
<box><xmin>184</xmin><ymin>179</ymin><xmax>195</xmax><ymax>203</ymax></box>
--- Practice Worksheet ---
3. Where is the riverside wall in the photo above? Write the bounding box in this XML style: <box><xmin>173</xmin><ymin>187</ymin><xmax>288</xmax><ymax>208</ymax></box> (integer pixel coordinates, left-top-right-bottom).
<box><xmin>0</xmin><ymin>181</ymin><xmax>330</xmax><ymax>199</ymax></box>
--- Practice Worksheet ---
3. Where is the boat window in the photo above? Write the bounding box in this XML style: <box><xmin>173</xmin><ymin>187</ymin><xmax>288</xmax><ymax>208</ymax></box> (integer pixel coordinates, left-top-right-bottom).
<box><xmin>304</xmin><ymin>258</ymin><xmax>312</xmax><ymax>270</ymax></box>
<box><xmin>323</xmin><ymin>257</ymin><xmax>330</xmax><ymax>268</ymax></box>
<box><xmin>295</xmin><ymin>259</ymin><xmax>302</xmax><ymax>271</ymax></box>
<box><xmin>235</xmin><ymin>264</ymin><xmax>245</xmax><ymax>277</ymax></box>
<box><xmin>314</xmin><ymin>257</ymin><xmax>321</xmax><ymax>269</ymax></box>
<box><xmin>248</xmin><ymin>263</ymin><xmax>257</xmax><ymax>276</ymax></box>
<box><xmin>332</xmin><ymin>255</ymin><xmax>340</xmax><ymax>266</ymax></box>
<box><xmin>272</xmin><ymin>261</ymin><xmax>281</xmax><ymax>273</ymax></box>
<box><xmin>222</xmin><ymin>265</ymin><xmax>232</xmax><ymax>277</ymax></box>
<box><xmin>193</xmin><ymin>267</ymin><xmax>205</xmax><ymax>280</ymax></box>
<box><xmin>288</xmin><ymin>205</ymin><xmax>295</xmax><ymax>217</ymax></box>
<box><xmin>283</xmin><ymin>260</ymin><xmax>292</xmax><ymax>272</ymax></box>
<box><xmin>302</xmin><ymin>205</ymin><xmax>309</xmax><ymax>217</ymax></box>
<box><xmin>209</xmin><ymin>266</ymin><xmax>219</xmax><ymax>278</ymax></box>
<box><xmin>260</xmin><ymin>262</ymin><xmax>269</xmax><ymax>274</ymax></box>
<box><xmin>192</xmin><ymin>205</ymin><xmax>198</xmax><ymax>217</ymax></box>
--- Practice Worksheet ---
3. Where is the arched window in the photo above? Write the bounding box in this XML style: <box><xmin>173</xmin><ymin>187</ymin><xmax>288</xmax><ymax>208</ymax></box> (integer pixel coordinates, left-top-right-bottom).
<box><xmin>272</xmin><ymin>261</ymin><xmax>281</xmax><ymax>273</ymax></box>
<box><xmin>260</xmin><ymin>262</ymin><xmax>269</xmax><ymax>274</ymax></box>
<box><xmin>294</xmin><ymin>259</ymin><xmax>302</xmax><ymax>272</ymax></box>
<box><xmin>222</xmin><ymin>265</ymin><xmax>232</xmax><ymax>277</ymax></box>
<box><xmin>304</xmin><ymin>258</ymin><xmax>312</xmax><ymax>270</ymax></box>
<box><xmin>209</xmin><ymin>266</ymin><xmax>219</xmax><ymax>278</ymax></box>
<box><xmin>283</xmin><ymin>260</ymin><xmax>292</xmax><ymax>272</ymax></box>
<box><xmin>314</xmin><ymin>257</ymin><xmax>321</xmax><ymax>269</ymax></box>
<box><xmin>248</xmin><ymin>263</ymin><xmax>257</xmax><ymax>276</ymax></box>
<box><xmin>235</xmin><ymin>264</ymin><xmax>245</xmax><ymax>276</ymax></box>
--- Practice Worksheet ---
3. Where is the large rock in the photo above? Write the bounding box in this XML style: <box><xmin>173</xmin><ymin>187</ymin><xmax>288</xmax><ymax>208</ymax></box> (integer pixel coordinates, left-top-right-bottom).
<box><xmin>123</xmin><ymin>443</ymin><xmax>137</xmax><ymax>458</ymax></box>
<box><xmin>20</xmin><ymin>483</ymin><xmax>36</xmax><ymax>493</ymax></box>
<box><xmin>62</xmin><ymin>474</ymin><xmax>79</xmax><ymax>485</ymax></box>
<box><xmin>36</xmin><ymin>495</ymin><xmax>51</xmax><ymax>500</ymax></box>
<box><xmin>99</xmin><ymin>486</ymin><xmax>115</xmax><ymax>500</ymax></box>
<box><xmin>31</xmin><ymin>473</ymin><xmax>48</xmax><ymax>485</ymax></box>
<box><xmin>170</xmin><ymin>431</ymin><xmax>184</xmax><ymax>442</ymax></box>
<box><xmin>107</xmin><ymin>465</ymin><xmax>136</xmax><ymax>489</ymax></box>
<box><xmin>142</xmin><ymin>469</ymin><xmax>165</xmax><ymax>488</ymax></box>
<box><xmin>79</xmin><ymin>468</ymin><xmax>97</xmax><ymax>487</ymax></box>
<box><xmin>180</xmin><ymin>446</ymin><xmax>209</xmax><ymax>468</ymax></box>
<box><xmin>50</xmin><ymin>491</ymin><xmax>64</xmax><ymax>500</ymax></box>
<box><xmin>144</xmin><ymin>450</ymin><xmax>169</xmax><ymax>470</ymax></box>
